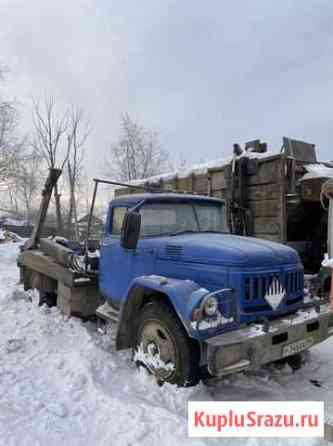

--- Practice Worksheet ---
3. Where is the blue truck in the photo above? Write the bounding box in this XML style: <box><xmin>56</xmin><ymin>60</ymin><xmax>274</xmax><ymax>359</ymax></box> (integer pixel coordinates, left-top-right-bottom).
<box><xmin>18</xmin><ymin>176</ymin><xmax>333</xmax><ymax>386</ymax></box>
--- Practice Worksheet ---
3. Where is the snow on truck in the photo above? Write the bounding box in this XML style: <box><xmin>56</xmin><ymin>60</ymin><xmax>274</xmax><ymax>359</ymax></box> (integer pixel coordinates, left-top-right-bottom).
<box><xmin>18</xmin><ymin>168</ymin><xmax>333</xmax><ymax>386</ymax></box>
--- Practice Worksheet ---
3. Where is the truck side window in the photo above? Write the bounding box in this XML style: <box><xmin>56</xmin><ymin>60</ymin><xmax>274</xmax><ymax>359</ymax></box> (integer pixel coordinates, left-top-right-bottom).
<box><xmin>111</xmin><ymin>207</ymin><xmax>127</xmax><ymax>235</ymax></box>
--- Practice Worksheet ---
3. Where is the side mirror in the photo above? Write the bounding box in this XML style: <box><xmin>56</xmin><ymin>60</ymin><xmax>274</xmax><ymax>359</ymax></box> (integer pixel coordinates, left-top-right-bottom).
<box><xmin>121</xmin><ymin>211</ymin><xmax>141</xmax><ymax>250</ymax></box>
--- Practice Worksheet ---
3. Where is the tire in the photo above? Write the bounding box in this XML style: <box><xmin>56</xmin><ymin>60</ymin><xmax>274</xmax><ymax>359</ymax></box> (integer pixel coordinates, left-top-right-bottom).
<box><xmin>273</xmin><ymin>351</ymin><xmax>307</xmax><ymax>371</ymax></box>
<box><xmin>286</xmin><ymin>352</ymin><xmax>306</xmax><ymax>371</ymax></box>
<box><xmin>38</xmin><ymin>290</ymin><xmax>57</xmax><ymax>307</ymax></box>
<box><xmin>134</xmin><ymin>301</ymin><xmax>200</xmax><ymax>386</ymax></box>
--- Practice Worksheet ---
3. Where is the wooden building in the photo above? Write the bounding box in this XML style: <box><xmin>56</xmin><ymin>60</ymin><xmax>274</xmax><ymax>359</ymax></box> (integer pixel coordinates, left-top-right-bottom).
<box><xmin>115</xmin><ymin>138</ymin><xmax>333</xmax><ymax>281</ymax></box>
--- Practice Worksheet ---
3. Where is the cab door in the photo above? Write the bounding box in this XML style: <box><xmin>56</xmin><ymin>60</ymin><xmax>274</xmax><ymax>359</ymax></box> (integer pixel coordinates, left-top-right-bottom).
<box><xmin>133</xmin><ymin>236</ymin><xmax>157</xmax><ymax>278</ymax></box>
<box><xmin>99</xmin><ymin>206</ymin><xmax>134</xmax><ymax>305</ymax></box>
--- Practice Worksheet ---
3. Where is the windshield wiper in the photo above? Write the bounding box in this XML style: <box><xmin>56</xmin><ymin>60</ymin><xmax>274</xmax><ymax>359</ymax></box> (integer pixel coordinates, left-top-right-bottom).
<box><xmin>169</xmin><ymin>229</ymin><xmax>198</xmax><ymax>236</ymax></box>
<box><xmin>169</xmin><ymin>229</ymin><xmax>228</xmax><ymax>236</ymax></box>
<box><xmin>199</xmin><ymin>230</ymin><xmax>228</xmax><ymax>234</ymax></box>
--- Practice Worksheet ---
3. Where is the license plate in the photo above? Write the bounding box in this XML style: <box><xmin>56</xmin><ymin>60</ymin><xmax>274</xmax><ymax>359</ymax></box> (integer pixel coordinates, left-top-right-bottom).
<box><xmin>282</xmin><ymin>337</ymin><xmax>314</xmax><ymax>357</ymax></box>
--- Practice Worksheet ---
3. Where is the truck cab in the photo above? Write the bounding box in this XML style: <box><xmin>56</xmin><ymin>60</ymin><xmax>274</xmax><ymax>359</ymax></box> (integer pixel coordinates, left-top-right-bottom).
<box><xmin>98</xmin><ymin>193</ymin><xmax>333</xmax><ymax>385</ymax></box>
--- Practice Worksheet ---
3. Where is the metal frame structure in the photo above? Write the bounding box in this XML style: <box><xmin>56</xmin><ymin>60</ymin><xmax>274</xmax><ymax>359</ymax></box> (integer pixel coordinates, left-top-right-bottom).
<box><xmin>84</xmin><ymin>178</ymin><xmax>181</xmax><ymax>267</ymax></box>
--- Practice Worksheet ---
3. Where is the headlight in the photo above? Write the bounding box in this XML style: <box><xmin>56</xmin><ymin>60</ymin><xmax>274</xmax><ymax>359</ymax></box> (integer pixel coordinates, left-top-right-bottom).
<box><xmin>203</xmin><ymin>296</ymin><xmax>219</xmax><ymax>317</ymax></box>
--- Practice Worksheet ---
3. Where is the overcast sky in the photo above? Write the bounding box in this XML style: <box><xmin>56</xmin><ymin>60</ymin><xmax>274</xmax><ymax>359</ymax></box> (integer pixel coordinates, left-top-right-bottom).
<box><xmin>1</xmin><ymin>0</ymin><xmax>333</xmax><ymax>178</ymax></box>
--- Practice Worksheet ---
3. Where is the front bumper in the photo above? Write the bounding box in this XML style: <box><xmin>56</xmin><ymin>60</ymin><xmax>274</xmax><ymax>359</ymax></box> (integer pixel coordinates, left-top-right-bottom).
<box><xmin>206</xmin><ymin>304</ymin><xmax>333</xmax><ymax>376</ymax></box>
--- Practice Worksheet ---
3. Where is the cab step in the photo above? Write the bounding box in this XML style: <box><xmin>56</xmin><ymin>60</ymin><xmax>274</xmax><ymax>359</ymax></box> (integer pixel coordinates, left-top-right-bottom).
<box><xmin>96</xmin><ymin>301</ymin><xmax>120</xmax><ymax>324</ymax></box>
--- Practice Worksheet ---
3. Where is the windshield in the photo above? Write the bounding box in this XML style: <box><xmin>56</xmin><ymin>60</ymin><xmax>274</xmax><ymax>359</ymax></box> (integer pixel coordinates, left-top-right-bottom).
<box><xmin>140</xmin><ymin>201</ymin><xmax>227</xmax><ymax>237</ymax></box>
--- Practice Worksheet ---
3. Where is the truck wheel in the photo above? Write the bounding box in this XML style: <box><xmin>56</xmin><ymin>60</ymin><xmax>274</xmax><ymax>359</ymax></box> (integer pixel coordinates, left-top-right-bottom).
<box><xmin>134</xmin><ymin>302</ymin><xmax>200</xmax><ymax>386</ymax></box>
<box><xmin>38</xmin><ymin>291</ymin><xmax>57</xmax><ymax>307</ymax></box>
<box><xmin>273</xmin><ymin>351</ymin><xmax>308</xmax><ymax>371</ymax></box>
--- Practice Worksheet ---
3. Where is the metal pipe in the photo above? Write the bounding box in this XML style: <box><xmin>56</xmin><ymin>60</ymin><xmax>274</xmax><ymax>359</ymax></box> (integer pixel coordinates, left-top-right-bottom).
<box><xmin>330</xmin><ymin>271</ymin><xmax>333</xmax><ymax>311</ymax></box>
<box><xmin>83</xmin><ymin>177</ymin><xmax>186</xmax><ymax>271</ymax></box>
<box><xmin>92</xmin><ymin>177</ymin><xmax>181</xmax><ymax>194</ymax></box>
<box><xmin>323</xmin><ymin>184</ymin><xmax>333</xmax><ymax>310</ymax></box>
<box><xmin>85</xmin><ymin>179</ymin><xmax>99</xmax><ymax>271</ymax></box>
<box><xmin>40</xmin><ymin>238</ymin><xmax>73</xmax><ymax>267</ymax></box>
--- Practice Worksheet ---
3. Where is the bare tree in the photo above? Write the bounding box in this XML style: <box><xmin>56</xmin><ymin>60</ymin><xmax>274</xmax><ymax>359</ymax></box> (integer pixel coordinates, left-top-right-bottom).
<box><xmin>0</xmin><ymin>66</ymin><xmax>27</xmax><ymax>210</ymax></box>
<box><xmin>105</xmin><ymin>114</ymin><xmax>170</xmax><ymax>181</ymax></box>
<box><xmin>15</xmin><ymin>146</ymin><xmax>42</xmax><ymax>222</ymax></box>
<box><xmin>0</xmin><ymin>71</ymin><xmax>22</xmax><ymax>186</ymax></box>
<box><xmin>32</xmin><ymin>95</ymin><xmax>70</xmax><ymax>234</ymax></box>
<box><xmin>65</xmin><ymin>107</ymin><xmax>89</xmax><ymax>240</ymax></box>
<box><xmin>0</xmin><ymin>103</ymin><xmax>20</xmax><ymax>184</ymax></box>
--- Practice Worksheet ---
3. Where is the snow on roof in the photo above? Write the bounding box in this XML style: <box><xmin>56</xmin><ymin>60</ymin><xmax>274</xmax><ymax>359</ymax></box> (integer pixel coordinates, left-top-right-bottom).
<box><xmin>115</xmin><ymin>148</ymin><xmax>333</xmax><ymax>189</ymax></box>
<box><xmin>301</xmin><ymin>163</ymin><xmax>333</xmax><ymax>181</ymax></box>
<box><xmin>123</xmin><ymin>150</ymin><xmax>270</xmax><ymax>188</ymax></box>
<box><xmin>2</xmin><ymin>218</ymin><xmax>28</xmax><ymax>226</ymax></box>
<box><xmin>127</xmin><ymin>157</ymin><xmax>230</xmax><ymax>187</ymax></box>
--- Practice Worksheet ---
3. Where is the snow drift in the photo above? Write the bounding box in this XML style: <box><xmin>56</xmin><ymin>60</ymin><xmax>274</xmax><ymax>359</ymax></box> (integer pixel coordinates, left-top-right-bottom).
<box><xmin>0</xmin><ymin>243</ymin><xmax>332</xmax><ymax>446</ymax></box>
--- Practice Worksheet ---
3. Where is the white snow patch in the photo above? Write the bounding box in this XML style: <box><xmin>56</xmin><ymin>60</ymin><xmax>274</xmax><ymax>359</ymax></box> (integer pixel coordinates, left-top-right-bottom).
<box><xmin>1</xmin><ymin>217</ymin><xmax>27</xmax><ymax>226</ymax></box>
<box><xmin>48</xmin><ymin>235</ymin><xmax>69</xmax><ymax>244</ymax></box>
<box><xmin>0</xmin><ymin>230</ymin><xmax>24</xmax><ymax>244</ymax></box>
<box><xmin>280</xmin><ymin>308</ymin><xmax>320</xmax><ymax>325</ymax></box>
<box><xmin>302</xmin><ymin>163</ymin><xmax>333</xmax><ymax>181</ymax></box>
<box><xmin>134</xmin><ymin>344</ymin><xmax>175</xmax><ymax>373</ymax></box>
<box><xmin>322</xmin><ymin>253</ymin><xmax>333</xmax><ymax>269</ymax></box>
<box><xmin>191</xmin><ymin>312</ymin><xmax>234</xmax><ymax>331</ymax></box>
<box><xmin>119</xmin><ymin>151</ymin><xmax>271</xmax><ymax>189</ymax></box>
<box><xmin>74</xmin><ymin>277</ymin><xmax>91</xmax><ymax>284</ymax></box>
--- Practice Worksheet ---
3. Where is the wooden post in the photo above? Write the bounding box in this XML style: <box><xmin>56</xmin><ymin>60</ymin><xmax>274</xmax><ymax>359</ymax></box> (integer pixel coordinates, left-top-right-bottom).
<box><xmin>325</xmin><ymin>422</ymin><xmax>333</xmax><ymax>443</ymax></box>
<box><xmin>26</xmin><ymin>168</ymin><xmax>62</xmax><ymax>249</ymax></box>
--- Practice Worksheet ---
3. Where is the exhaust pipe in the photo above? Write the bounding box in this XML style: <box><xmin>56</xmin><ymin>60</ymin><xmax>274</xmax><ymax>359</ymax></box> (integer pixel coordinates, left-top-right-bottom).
<box><xmin>330</xmin><ymin>270</ymin><xmax>333</xmax><ymax>311</ymax></box>
<box><xmin>39</xmin><ymin>238</ymin><xmax>73</xmax><ymax>267</ymax></box>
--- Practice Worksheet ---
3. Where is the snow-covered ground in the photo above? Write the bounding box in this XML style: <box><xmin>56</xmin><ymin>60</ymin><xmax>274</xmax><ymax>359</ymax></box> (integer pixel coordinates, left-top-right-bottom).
<box><xmin>0</xmin><ymin>242</ymin><xmax>332</xmax><ymax>446</ymax></box>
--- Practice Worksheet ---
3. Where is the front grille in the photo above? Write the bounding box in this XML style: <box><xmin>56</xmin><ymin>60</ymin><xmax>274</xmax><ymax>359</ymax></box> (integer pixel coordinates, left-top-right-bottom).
<box><xmin>165</xmin><ymin>244</ymin><xmax>183</xmax><ymax>258</ymax></box>
<box><xmin>286</xmin><ymin>270</ymin><xmax>303</xmax><ymax>294</ymax></box>
<box><xmin>243</xmin><ymin>270</ymin><xmax>303</xmax><ymax>305</ymax></box>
